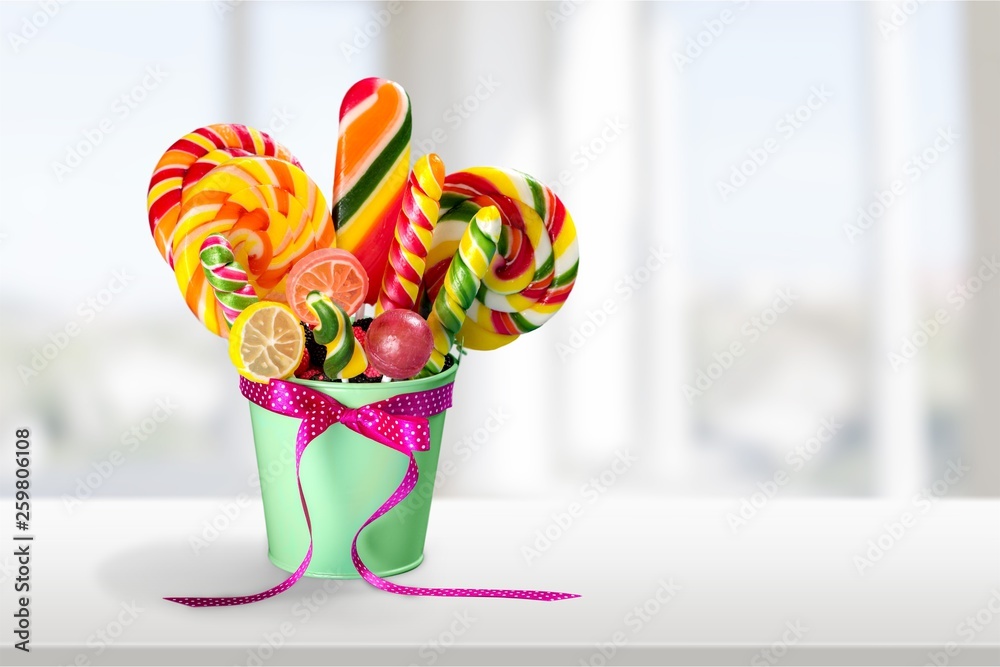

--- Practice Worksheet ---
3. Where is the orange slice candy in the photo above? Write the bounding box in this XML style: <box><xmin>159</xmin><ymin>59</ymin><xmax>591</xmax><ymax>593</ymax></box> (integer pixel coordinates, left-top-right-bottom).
<box><xmin>285</xmin><ymin>248</ymin><xmax>368</xmax><ymax>325</ymax></box>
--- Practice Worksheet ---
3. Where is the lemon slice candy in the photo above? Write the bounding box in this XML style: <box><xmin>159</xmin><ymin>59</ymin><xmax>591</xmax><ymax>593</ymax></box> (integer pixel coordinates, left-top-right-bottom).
<box><xmin>228</xmin><ymin>301</ymin><xmax>305</xmax><ymax>382</ymax></box>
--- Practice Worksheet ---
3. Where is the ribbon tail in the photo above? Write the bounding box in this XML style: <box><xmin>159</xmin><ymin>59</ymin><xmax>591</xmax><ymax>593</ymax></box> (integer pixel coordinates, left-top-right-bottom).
<box><xmin>350</xmin><ymin>455</ymin><xmax>580</xmax><ymax>602</ymax></box>
<box><xmin>165</xmin><ymin>420</ymin><xmax>320</xmax><ymax>607</ymax></box>
<box><xmin>164</xmin><ymin>544</ymin><xmax>312</xmax><ymax>607</ymax></box>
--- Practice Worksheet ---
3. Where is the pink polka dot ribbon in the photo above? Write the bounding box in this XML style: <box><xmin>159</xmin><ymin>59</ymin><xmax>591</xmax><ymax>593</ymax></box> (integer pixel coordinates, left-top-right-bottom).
<box><xmin>164</xmin><ymin>377</ymin><xmax>579</xmax><ymax>607</ymax></box>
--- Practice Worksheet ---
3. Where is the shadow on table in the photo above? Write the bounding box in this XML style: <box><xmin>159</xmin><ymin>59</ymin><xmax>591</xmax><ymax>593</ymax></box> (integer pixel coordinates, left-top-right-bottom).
<box><xmin>96</xmin><ymin>538</ymin><xmax>377</xmax><ymax>610</ymax></box>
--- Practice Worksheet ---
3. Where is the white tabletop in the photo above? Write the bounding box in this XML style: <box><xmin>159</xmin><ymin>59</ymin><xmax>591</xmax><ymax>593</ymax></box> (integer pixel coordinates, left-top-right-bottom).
<box><xmin>2</xmin><ymin>497</ymin><xmax>998</xmax><ymax>666</ymax></box>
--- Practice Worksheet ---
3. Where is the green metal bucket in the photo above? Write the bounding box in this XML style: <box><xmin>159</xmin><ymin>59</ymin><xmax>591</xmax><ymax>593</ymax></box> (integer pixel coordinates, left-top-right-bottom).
<box><xmin>248</xmin><ymin>360</ymin><xmax>457</xmax><ymax>579</ymax></box>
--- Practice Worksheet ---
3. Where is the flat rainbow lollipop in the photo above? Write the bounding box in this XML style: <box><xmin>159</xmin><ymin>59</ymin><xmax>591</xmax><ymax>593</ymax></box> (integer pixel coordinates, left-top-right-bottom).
<box><xmin>422</xmin><ymin>167</ymin><xmax>579</xmax><ymax>351</ymax></box>
<box><xmin>147</xmin><ymin>124</ymin><xmax>301</xmax><ymax>267</ymax></box>
<box><xmin>332</xmin><ymin>77</ymin><xmax>412</xmax><ymax>304</ymax></box>
<box><xmin>172</xmin><ymin>156</ymin><xmax>335</xmax><ymax>337</ymax></box>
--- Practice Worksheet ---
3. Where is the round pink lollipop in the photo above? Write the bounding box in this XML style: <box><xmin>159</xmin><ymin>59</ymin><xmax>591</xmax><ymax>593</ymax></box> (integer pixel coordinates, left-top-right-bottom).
<box><xmin>366</xmin><ymin>309</ymin><xmax>434</xmax><ymax>379</ymax></box>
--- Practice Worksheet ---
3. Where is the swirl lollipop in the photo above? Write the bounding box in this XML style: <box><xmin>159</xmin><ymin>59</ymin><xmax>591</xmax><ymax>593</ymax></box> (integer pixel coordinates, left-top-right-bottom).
<box><xmin>172</xmin><ymin>156</ymin><xmax>335</xmax><ymax>337</ymax></box>
<box><xmin>422</xmin><ymin>167</ymin><xmax>579</xmax><ymax>351</ymax></box>
<box><xmin>147</xmin><ymin>124</ymin><xmax>301</xmax><ymax>267</ymax></box>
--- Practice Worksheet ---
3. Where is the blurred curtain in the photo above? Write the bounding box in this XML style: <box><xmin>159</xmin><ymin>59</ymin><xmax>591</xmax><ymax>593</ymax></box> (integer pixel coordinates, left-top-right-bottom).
<box><xmin>384</xmin><ymin>2</ymin><xmax>678</xmax><ymax>497</ymax></box>
<box><xmin>382</xmin><ymin>1</ymin><xmax>997</xmax><ymax>498</ymax></box>
<box><xmin>964</xmin><ymin>2</ymin><xmax>1000</xmax><ymax>495</ymax></box>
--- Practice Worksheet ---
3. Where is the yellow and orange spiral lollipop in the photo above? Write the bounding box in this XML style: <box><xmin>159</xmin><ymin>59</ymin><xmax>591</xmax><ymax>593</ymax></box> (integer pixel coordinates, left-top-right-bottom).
<box><xmin>171</xmin><ymin>156</ymin><xmax>335</xmax><ymax>337</ymax></box>
<box><xmin>147</xmin><ymin>124</ymin><xmax>301</xmax><ymax>268</ymax></box>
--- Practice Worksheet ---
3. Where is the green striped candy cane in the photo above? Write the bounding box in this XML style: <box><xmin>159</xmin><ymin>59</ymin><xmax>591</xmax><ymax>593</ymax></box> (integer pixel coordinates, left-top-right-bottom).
<box><xmin>199</xmin><ymin>233</ymin><xmax>259</xmax><ymax>329</ymax></box>
<box><xmin>418</xmin><ymin>206</ymin><xmax>502</xmax><ymax>377</ymax></box>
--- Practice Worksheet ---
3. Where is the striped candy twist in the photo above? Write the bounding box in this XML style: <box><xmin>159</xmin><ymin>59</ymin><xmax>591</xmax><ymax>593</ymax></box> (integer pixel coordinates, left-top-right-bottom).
<box><xmin>172</xmin><ymin>156</ymin><xmax>335</xmax><ymax>338</ymax></box>
<box><xmin>199</xmin><ymin>234</ymin><xmax>259</xmax><ymax>329</ymax></box>
<box><xmin>147</xmin><ymin>124</ymin><xmax>301</xmax><ymax>267</ymax></box>
<box><xmin>419</xmin><ymin>206</ymin><xmax>502</xmax><ymax>377</ymax></box>
<box><xmin>375</xmin><ymin>153</ymin><xmax>446</xmax><ymax>316</ymax></box>
<box><xmin>421</xmin><ymin>167</ymin><xmax>580</xmax><ymax>351</ymax></box>
<box><xmin>306</xmin><ymin>291</ymin><xmax>368</xmax><ymax>380</ymax></box>
<box><xmin>332</xmin><ymin>78</ymin><xmax>412</xmax><ymax>304</ymax></box>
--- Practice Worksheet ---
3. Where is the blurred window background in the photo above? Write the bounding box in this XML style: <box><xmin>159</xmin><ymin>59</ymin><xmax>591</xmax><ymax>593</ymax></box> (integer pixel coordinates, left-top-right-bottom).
<box><xmin>1</xmin><ymin>1</ymin><xmax>996</xmax><ymax>500</ymax></box>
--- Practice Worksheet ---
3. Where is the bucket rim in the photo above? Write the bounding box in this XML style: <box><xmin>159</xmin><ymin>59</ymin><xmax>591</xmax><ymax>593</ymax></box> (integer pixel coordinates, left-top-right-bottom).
<box><xmin>286</xmin><ymin>354</ymin><xmax>459</xmax><ymax>393</ymax></box>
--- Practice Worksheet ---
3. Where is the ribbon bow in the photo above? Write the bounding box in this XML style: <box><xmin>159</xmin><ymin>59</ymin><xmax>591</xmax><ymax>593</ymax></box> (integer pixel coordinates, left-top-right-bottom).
<box><xmin>165</xmin><ymin>376</ymin><xmax>579</xmax><ymax>606</ymax></box>
<box><xmin>338</xmin><ymin>404</ymin><xmax>431</xmax><ymax>456</ymax></box>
